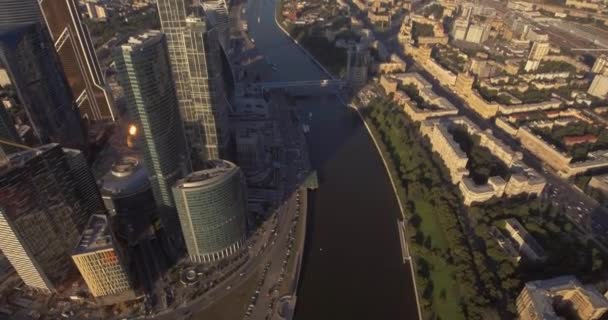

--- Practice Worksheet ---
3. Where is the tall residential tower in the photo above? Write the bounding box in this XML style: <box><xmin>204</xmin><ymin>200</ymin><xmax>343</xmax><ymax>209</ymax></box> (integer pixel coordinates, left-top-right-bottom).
<box><xmin>157</xmin><ymin>0</ymin><xmax>231</xmax><ymax>161</ymax></box>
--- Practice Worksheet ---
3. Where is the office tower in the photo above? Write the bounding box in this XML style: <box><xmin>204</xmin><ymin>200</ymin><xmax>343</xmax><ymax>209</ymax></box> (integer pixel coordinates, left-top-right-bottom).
<box><xmin>65</xmin><ymin>147</ymin><xmax>106</xmax><ymax>219</ymax></box>
<box><xmin>588</xmin><ymin>74</ymin><xmax>608</xmax><ymax>98</ymax></box>
<box><xmin>0</xmin><ymin>23</ymin><xmax>86</xmax><ymax>151</ymax></box>
<box><xmin>0</xmin><ymin>106</ymin><xmax>21</xmax><ymax>159</ymax></box>
<box><xmin>100</xmin><ymin>156</ymin><xmax>157</xmax><ymax>240</ymax></box>
<box><xmin>39</xmin><ymin>0</ymin><xmax>116</xmax><ymax>122</ymax></box>
<box><xmin>236</xmin><ymin>128</ymin><xmax>265</xmax><ymax>172</ymax></box>
<box><xmin>114</xmin><ymin>31</ymin><xmax>191</xmax><ymax>215</ymax></box>
<box><xmin>528</xmin><ymin>41</ymin><xmax>550</xmax><ymax>61</ymax></box>
<box><xmin>0</xmin><ymin>0</ymin><xmax>41</xmax><ymax>25</ymax></box>
<box><xmin>157</xmin><ymin>0</ymin><xmax>231</xmax><ymax>161</ymax></box>
<box><xmin>172</xmin><ymin>160</ymin><xmax>247</xmax><ymax>263</ymax></box>
<box><xmin>0</xmin><ymin>144</ymin><xmax>101</xmax><ymax>292</ymax></box>
<box><xmin>72</xmin><ymin>215</ymin><xmax>135</xmax><ymax>300</ymax></box>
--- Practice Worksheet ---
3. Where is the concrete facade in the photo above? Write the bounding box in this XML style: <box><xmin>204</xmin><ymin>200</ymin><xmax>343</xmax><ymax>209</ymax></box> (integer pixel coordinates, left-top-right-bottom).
<box><xmin>420</xmin><ymin>117</ymin><xmax>545</xmax><ymax>206</ymax></box>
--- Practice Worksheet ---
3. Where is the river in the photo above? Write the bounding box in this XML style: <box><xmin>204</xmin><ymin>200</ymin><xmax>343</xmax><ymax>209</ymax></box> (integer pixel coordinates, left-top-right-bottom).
<box><xmin>244</xmin><ymin>1</ymin><xmax>420</xmax><ymax>319</ymax></box>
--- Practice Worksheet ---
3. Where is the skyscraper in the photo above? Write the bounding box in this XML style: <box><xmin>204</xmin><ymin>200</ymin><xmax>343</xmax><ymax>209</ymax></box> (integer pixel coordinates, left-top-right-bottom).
<box><xmin>0</xmin><ymin>0</ymin><xmax>116</xmax><ymax>122</ymax></box>
<box><xmin>0</xmin><ymin>0</ymin><xmax>41</xmax><ymax>25</ymax></box>
<box><xmin>0</xmin><ymin>144</ymin><xmax>102</xmax><ymax>292</ymax></box>
<box><xmin>0</xmin><ymin>23</ymin><xmax>86</xmax><ymax>151</ymax></box>
<box><xmin>72</xmin><ymin>214</ymin><xmax>134</xmax><ymax>300</ymax></box>
<box><xmin>114</xmin><ymin>31</ymin><xmax>191</xmax><ymax>216</ymax></box>
<box><xmin>39</xmin><ymin>0</ymin><xmax>116</xmax><ymax>122</ymax></box>
<box><xmin>157</xmin><ymin>0</ymin><xmax>231</xmax><ymax>161</ymax></box>
<box><xmin>173</xmin><ymin>160</ymin><xmax>247</xmax><ymax>263</ymax></box>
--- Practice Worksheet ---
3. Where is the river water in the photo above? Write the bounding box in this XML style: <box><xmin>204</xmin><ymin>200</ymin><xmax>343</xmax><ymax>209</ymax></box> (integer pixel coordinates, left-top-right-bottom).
<box><xmin>245</xmin><ymin>1</ymin><xmax>420</xmax><ymax>318</ymax></box>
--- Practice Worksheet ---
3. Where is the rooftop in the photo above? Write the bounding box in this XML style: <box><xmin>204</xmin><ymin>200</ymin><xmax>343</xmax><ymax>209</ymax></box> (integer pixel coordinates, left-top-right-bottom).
<box><xmin>175</xmin><ymin>160</ymin><xmax>238</xmax><ymax>189</ymax></box>
<box><xmin>120</xmin><ymin>30</ymin><xmax>163</xmax><ymax>51</ymax></box>
<box><xmin>100</xmin><ymin>156</ymin><xmax>150</xmax><ymax>198</ymax></box>
<box><xmin>523</xmin><ymin>275</ymin><xmax>608</xmax><ymax>318</ymax></box>
<box><xmin>0</xmin><ymin>143</ymin><xmax>59</xmax><ymax>175</ymax></box>
<box><xmin>73</xmin><ymin>215</ymin><xmax>114</xmax><ymax>255</ymax></box>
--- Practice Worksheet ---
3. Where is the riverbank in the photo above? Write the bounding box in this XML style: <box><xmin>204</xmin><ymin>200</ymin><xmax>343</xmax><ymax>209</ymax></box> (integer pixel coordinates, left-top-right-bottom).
<box><xmin>357</xmin><ymin>98</ymin><xmax>467</xmax><ymax>320</ymax></box>
<box><xmin>349</xmin><ymin>103</ymin><xmax>423</xmax><ymax>320</ymax></box>
<box><xmin>273</xmin><ymin>0</ymin><xmax>337</xmax><ymax>79</ymax></box>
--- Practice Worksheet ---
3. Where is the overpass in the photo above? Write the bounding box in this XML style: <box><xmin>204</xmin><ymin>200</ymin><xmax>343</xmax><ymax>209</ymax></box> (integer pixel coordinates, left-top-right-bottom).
<box><xmin>256</xmin><ymin>79</ymin><xmax>346</xmax><ymax>95</ymax></box>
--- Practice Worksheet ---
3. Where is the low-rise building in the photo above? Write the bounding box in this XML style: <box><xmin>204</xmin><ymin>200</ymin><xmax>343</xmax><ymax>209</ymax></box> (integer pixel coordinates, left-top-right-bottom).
<box><xmin>592</xmin><ymin>55</ymin><xmax>608</xmax><ymax>74</ymax></box>
<box><xmin>563</xmin><ymin>134</ymin><xmax>599</xmax><ymax>146</ymax></box>
<box><xmin>589</xmin><ymin>173</ymin><xmax>608</xmax><ymax>195</ymax></box>
<box><xmin>588</xmin><ymin>74</ymin><xmax>608</xmax><ymax>98</ymax></box>
<box><xmin>517</xmin><ymin>276</ymin><xmax>608</xmax><ymax>320</ymax></box>
<box><xmin>421</xmin><ymin>117</ymin><xmax>545</xmax><ymax>205</ymax></box>
<box><xmin>503</xmin><ymin>218</ymin><xmax>546</xmax><ymax>262</ymax></box>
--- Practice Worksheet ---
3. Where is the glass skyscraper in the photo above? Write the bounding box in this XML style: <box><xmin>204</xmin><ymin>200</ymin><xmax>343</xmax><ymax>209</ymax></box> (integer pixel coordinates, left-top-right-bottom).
<box><xmin>0</xmin><ymin>23</ymin><xmax>86</xmax><ymax>152</ymax></box>
<box><xmin>114</xmin><ymin>31</ymin><xmax>191</xmax><ymax>218</ymax></box>
<box><xmin>157</xmin><ymin>0</ymin><xmax>231</xmax><ymax>162</ymax></box>
<box><xmin>0</xmin><ymin>144</ymin><xmax>102</xmax><ymax>292</ymax></box>
<box><xmin>0</xmin><ymin>0</ymin><xmax>116</xmax><ymax>122</ymax></box>
<box><xmin>39</xmin><ymin>0</ymin><xmax>117</xmax><ymax>122</ymax></box>
<box><xmin>172</xmin><ymin>160</ymin><xmax>247</xmax><ymax>263</ymax></box>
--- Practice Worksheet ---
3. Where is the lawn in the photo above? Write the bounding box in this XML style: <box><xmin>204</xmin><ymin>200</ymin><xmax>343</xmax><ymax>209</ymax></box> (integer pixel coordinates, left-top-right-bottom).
<box><xmin>413</xmin><ymin>199</ymin><xmax>464</xmax><ymax>320</ymax></box>
<box><xmin>424</xmin><ymin>255</ymin><xmax>465</xmax><ymax>320</ymax></box>
<box><xmin>360</xmin><ymin>103</ymin><xmax>465</xmax><ymax>319</ymax></box>
<box><xmin>414</xmin><ymin>199</ymin><xmax>448</xmax><ymax>250</ymax></box>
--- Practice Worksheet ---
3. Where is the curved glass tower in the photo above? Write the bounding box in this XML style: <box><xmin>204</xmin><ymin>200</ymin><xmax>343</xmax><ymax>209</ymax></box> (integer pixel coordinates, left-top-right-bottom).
<box><xmin>172</xmin><ymin>160</ymin><xmax>247</xmax><ymax>263</ymax></box>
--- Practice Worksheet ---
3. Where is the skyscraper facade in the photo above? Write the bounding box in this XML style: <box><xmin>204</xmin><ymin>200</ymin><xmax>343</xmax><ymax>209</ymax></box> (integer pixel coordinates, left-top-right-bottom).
<box><xmin>72</xmin><ymin>215</ymin><xmax>134</xmax><ymax>299</ymax></box>
<box><xmin>172</xmin><ymin>160</ymin><xmax>247</xmax><ymax>263</ymax></box>
<box><xmin>0</xmin><ymin>23</ymin><xmax>86</xmax><ymax>151</ymax></box>
<box><xmin>0</xmin><ymin>0</ymin><xmax>41</xmax><ymax>25</ymax></box>
<box><xmin>157</xmin><ymin>0</ymin><xmax>231</xmax><ymax>161</ymax></box>
<box><xmin>114</xmin><ymin>31</ymin><xmax>191</xmax><ymax>214</ymax></box>
<box><xmin>39</xmin><ymin>0</ymin><xmax>116</xmax><ymax>122</ymax></box>
<box><xmin>0</xmin><ymin>144</ymin><xmax>102</xmax><ymax>292</ymax></box>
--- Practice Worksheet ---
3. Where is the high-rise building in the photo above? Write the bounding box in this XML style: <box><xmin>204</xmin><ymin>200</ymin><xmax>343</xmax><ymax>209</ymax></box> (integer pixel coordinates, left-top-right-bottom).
<box><xmin>157</xmin><ymin>0</ymin><xmax>231</xmax><ymax>161</ymax></box>
<box><xmin>588</xmin><ymin>74</ymin><xmax>608</xmax><ymax>98</ymax></box>
<box><xmin>528</xmin><ymin>41</ymin><xmax>550</xmax><ymax>61</ymax></box>
<box><xmin>100</xmin><ymin>156</ymin><xmax>157</xmax><ymax>240</ymax></box>
<box><xmin>72</xmin><ymin>214</ymin><xmax>135</xmax><ymax>300</ymax></box>
<box><xmin>0</xmin><ymin>106</ymin><xmax>21</xmax><ymax>158</ymax></box>
<box><xmin>0</xmin><ymin>23</ymin><xmax>86</xmax><ymax>151</ymax></box>
<box><xmin>39</xmin><ymin>0</ymin><xmax>116</xmax><ymax>122</ymax></box>
<box><xmin>0</xmin><ymin>0</ymin><xmax>41</xmax><ymax>25</ymax></box>
<box><xmin>0</xmin><ymin>144</ymin><xmax>102</xmax><ymax>292</ymax></box>
<box><xmin>114</xmin><ymin>31</ymin><xmax>191</xmax><ymax>215</ymax></box>
<box><xmin>172</xmin><ymin>160</ymin><xmax>248</xmax><ymax>263</ymax></box>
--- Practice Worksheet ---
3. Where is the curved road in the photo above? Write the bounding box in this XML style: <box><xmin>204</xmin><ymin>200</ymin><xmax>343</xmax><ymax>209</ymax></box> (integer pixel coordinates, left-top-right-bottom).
<box><xmin>246</xmin><ymin>0</ymin><xmax>420</xmax><ymax>319</ymax></box>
